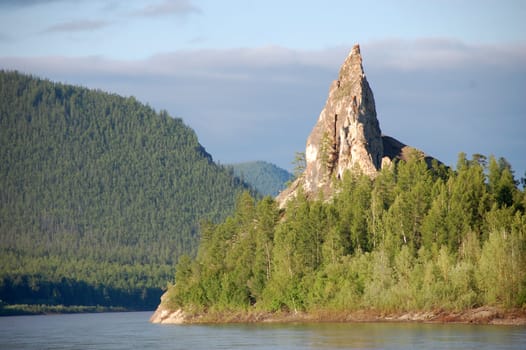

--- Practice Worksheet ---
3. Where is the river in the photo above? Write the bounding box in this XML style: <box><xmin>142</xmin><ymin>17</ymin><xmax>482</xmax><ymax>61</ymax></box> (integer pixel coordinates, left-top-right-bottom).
<box><xmin>1</xmin><ymin>311</ymin><xmax>525</xmax><ymax>349</ymax></box>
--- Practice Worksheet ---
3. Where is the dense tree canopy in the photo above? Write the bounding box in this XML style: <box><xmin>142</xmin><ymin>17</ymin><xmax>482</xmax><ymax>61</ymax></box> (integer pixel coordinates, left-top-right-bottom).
<box><xmin>0</xmin><ymin>71</ymin><xmax>250</xmax><ymax>310</ymax></box>
<box><xmin>167</xmin><ymin>152</ymin><xmax>526</xmax><ymax>314</ymax></box>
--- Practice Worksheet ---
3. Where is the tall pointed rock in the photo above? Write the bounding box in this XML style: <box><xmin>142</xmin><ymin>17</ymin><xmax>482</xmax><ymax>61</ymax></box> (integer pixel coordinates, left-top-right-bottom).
<box><xmin>277</xmin><ymin>44</ymin><xmax>383</xmax><ymax>205</ymax></box>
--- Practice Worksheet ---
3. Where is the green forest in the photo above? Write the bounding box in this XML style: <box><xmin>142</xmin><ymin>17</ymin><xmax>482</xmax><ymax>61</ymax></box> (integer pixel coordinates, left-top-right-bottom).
<box><xmin>166</xmin><ymin>152</ymin><xmax>526</xmax><ymax>315</ymax></box>
<box><xmin>0</xmin><ymin>71</ymin><xmax>250</xmax><ymax>311</ymax></box>
<box><xmin>229</xmin><ymin>161</ymin><xmax>293</xmax><ymax>197</ymax></box>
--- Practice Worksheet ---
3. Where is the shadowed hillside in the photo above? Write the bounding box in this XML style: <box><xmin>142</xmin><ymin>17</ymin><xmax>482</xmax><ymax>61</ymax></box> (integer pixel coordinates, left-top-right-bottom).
<box><xmin>0</xmin><ymin>71</ymin><xmax>250</xmax><ymax>311</ymax></box>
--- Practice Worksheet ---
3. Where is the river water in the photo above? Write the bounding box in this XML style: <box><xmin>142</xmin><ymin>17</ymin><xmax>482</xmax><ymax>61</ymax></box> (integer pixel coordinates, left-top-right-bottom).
<box><xmin>1</xmin><ymin>311</ymin><xmax>525</xmax><ymax>349</ymax></box>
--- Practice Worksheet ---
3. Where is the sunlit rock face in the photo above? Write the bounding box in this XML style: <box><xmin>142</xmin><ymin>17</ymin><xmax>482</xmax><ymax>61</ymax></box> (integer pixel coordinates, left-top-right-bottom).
<box><xmin>276</xmin><ymin>44</ymin><xmax>437</xmax><ymax>208</ymax></box>
<box><xmin>277</xmin><ymin>44</ymin><xmax>383</xmax><ymax>206</ymax></box>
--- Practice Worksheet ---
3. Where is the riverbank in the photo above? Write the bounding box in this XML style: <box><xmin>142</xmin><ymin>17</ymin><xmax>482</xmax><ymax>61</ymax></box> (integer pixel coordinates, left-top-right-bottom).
<box><xmin>150</xmin><ymin>306</ymin><xmax>526</xmax><ymax>326</ymax></box>
<box><xmin>0</xmin><ymin>304</ymin><xmax>130</xmax><ymax>316</ymax></box>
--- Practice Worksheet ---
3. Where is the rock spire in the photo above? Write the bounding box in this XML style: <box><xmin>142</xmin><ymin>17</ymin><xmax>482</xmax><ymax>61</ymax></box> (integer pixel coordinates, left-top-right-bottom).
<box><xmin>277</xmin><ymin>44</ymin><xmax>383</xmax><ymax>206</ymax></box>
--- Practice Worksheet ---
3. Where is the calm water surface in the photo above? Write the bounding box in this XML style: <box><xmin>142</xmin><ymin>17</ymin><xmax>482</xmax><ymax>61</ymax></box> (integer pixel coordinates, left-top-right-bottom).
<box><xmin>1</xmin><ymin>311</ymin><xmax>525</xmax><ymax>349</ymax></box>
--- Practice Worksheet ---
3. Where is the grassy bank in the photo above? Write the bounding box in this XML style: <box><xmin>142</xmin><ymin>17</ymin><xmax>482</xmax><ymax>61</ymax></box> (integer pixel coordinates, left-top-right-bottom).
<box><xmin>0</xmin><ymin>304</ymin><xmax>130</xmax><ymax>316</ymax></box>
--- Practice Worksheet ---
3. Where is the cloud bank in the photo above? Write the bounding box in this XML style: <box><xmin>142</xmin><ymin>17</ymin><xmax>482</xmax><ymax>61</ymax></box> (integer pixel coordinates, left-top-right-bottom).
<box><xmin>0</xmin><ymin>0</ymin><xmax>65</xmax><ymax>7</ymax></box>
<box><xmin>132</xmin><ymin>0</ymin><xmax>201</xmax><ymax>17</ymax></box>
<box><xmin>43</xmin><ymin>19</ymin><xmax>110</xmax><ymax>33</ymax></box>
<box><xmin>1</xmin><ymin>39</ymin><xmax>525</xmax><ymax>177</ymax></box>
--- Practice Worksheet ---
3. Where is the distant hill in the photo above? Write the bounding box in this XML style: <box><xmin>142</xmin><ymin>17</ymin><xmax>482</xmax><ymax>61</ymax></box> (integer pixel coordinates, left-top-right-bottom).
<box><xmin>0</xmin><ymin>71</ymin><xmax>250</xmax><ymax>310</ymax></box>
<box><xmin>229</xmin><ymin>161</ymin><xmax>293</xmax><ymax>197</ymax></box>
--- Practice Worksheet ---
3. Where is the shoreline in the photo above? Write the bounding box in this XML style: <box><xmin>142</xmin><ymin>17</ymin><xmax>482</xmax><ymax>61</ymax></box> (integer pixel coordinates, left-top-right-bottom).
<box><xmin>150</xmin><ymin>306</ymin><xmax>526</xmax><ymax>326</ymax></box>
<box><xmin>0</xmin><ymin>304</ymin><xmax>151</xmax><ymax>316</ymax></box>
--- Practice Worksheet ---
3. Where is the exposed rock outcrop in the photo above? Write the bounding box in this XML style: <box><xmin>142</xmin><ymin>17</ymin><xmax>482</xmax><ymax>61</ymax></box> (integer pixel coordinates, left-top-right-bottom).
<box><xmin>382</xmin><ymin>135</ymin><xmax>437</xmax><ymax>168</ymax></box>
<box><xmin>277</xmin><ymin>44</ymin><xmax>433</xmax><ymax>207</ymax></box>
<box><xmin>150</xmin><ymin>307</ymin><xmax>186</xmax><ymax>324</ymax></box>
<box><xmin>150</xmin><ymin>293</ymin><xmax>186</xmax><ymax>324</ymax></box>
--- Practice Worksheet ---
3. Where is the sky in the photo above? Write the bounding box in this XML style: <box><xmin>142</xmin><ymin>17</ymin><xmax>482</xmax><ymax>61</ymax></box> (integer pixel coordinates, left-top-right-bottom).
<box><xmin>1</xmin><ymin>0</ymin><xmax>525</xmax><ymax>179</ymax></box>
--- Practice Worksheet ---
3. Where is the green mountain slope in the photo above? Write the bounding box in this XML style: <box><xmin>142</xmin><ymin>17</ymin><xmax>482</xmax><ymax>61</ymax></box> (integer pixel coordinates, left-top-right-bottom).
<box><xmin>229</xmin><ymin>161</ymin><xmax>293</xmax><ymax>197</ymax></box>
<box><xmin>0</xmin><ymin>71</ymin><xmax>249</xmax><ymax>310</ymax></box>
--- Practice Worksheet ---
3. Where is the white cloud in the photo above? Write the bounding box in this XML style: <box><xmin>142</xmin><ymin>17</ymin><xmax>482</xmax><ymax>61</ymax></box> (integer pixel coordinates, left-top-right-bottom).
<box><xmin>43</xmin><ymin>19</ymin><xmax>110</xmax><ymax>33</ymax></box>
<box><xmin>363</xmin><ymin>38</ymin><xmax>526</xmax><ymax>70</ymax></box>
<box><xmin>132</xmin><ymin>0</ymin><xmax>201</xmax><ymax>17</ymax></box>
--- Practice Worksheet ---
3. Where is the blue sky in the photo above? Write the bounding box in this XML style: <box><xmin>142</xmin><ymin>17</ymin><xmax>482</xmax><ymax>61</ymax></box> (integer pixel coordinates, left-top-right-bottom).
<box><xmin>1</xmin><ymin>0</ymin><xmax>525</xmax><ymax>178</ymax></box>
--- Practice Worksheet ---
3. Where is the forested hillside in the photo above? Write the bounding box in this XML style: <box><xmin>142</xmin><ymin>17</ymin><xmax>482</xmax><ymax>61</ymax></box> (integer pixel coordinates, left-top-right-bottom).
<box><xmin>165</xmin><ymin>152</ymin><xmax>526</xmax><ymax>316</ymax></box>
<box><xmin>0</xmin><ymin>71</ymin><xmax>249</xmax><ymax>311</ymax></box>
<box><xmin>229</xmin><ymin>161</ymin><xmax>293</xmax><ymax>196</ymax></box>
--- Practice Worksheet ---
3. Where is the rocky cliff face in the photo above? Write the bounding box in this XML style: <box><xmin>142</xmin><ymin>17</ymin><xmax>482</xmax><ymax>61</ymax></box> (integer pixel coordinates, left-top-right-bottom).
<box><xmin>277</xmin><ymin>44</ymin><xmax>430</xmax><ymax>207</ymax></box>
